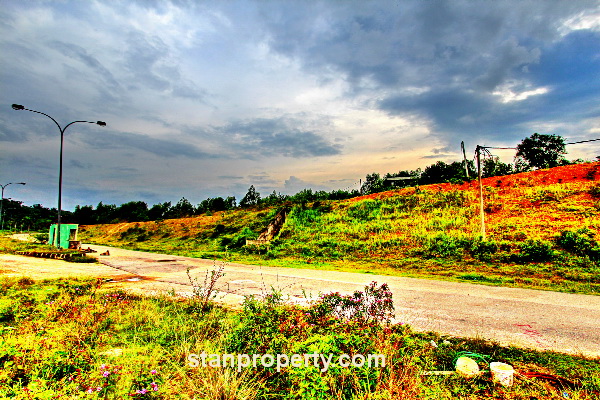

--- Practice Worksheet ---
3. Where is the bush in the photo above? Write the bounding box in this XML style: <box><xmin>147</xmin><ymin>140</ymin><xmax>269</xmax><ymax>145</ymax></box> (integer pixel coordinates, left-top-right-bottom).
<box><xmin>517</xmin><ymin>239</ymin><xmax>555</xmax><ymax>262</ymax></box>
<box><xmin>556</xmin><ymin>228</ymin><xmax>600</xmax><ymax>261</ymax></box>
<box><xmin>421</xmin><ymin>234</ymin><xmax>467</xmax><ymax>260</ymax></box>
<box><xmin>470</xmin><ymin>240</ymin><xmax>498</xmax><ymax>262</ymax></box>
<box><xmin>220</xmin><ymin>227</ymin><xmax>257</xmax><ymax>249</ymax></box>
<box><xmin>310</xmin><ymin>282</ymin><xmax>395</xmax><ymax>325</ymax></box>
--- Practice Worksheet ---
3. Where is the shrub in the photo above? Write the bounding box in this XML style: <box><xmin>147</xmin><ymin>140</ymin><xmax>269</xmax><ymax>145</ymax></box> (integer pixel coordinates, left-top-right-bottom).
<box><xmin>556</xmin><ymin>228</ymin><xmax>600</xmax><ymax>261</ymax></box>
<box><xmin>470</xmin><ymin>240</ymin><xmax>498</xmax><ymax>262</ymax></box>
<box><xmin>517</xmin><ymin>239</ymin><xmax>555</xmax><ymax>262</ymax></box>
<box><xmin>220</xmin><ymin>227</ymin><xmax>257</xmax><ymax>249</ymax></box>
<box><xmin>310</xmin><ymin>282</ymin><xmax>394</xmax><ymax>325</ymax></box>
<box><xmin>421</xmin><ymin>234</ymin><xmax>467</xmax><ymax>260</ymax></box>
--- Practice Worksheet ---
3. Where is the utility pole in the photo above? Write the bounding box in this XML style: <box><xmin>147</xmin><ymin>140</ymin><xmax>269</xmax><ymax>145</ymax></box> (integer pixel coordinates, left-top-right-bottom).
<box><xmin>476</xmin><ymin>145</ymin><xmax>486</xmax><ymax>240</ymax></box>
<box><xmin>461</xmin><ymin>141</ymin><xmax>470</xmax><ymax>179</ymax></box>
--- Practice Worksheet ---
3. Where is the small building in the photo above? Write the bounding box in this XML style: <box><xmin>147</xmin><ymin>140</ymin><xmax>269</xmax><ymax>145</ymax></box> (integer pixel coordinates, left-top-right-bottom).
<box><xmin>49</xmin><ymin>224</ymin><xmax>79</xmax><ymax>249</ymax></box>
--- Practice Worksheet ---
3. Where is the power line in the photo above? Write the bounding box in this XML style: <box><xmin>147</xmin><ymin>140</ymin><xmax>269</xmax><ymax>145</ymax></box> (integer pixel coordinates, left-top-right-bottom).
<box><xmin>566</xmin><ymin>138</ymin><xmax>600</xmax><ymax>145</ymax></box>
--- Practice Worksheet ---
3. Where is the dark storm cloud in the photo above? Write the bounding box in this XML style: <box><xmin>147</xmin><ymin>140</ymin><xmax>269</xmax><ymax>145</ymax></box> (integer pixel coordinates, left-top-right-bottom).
<box><xmin>527</xmin><ymin>30</ymin><xmax>600</xmax><ymax>116</ymax></box>
<box><xmin>381</xmin><ymin>28</ymin><xmax>600</xmax><ymax>142</ymax></box>
<box><xmin>261</xmin><ymin>0</ymin><xmax>599</xmax><ymax>142</ymax></box>
<box><xmin>217</xmin><ymin>117</ymin><xmax>342</xmax><ymax>158</ymax></box>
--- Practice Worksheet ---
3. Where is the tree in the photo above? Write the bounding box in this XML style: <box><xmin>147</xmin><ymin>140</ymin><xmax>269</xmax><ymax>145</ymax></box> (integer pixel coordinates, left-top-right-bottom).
<box><xmin>171</xmin><ymin>197</ymin><xmax>195</xmax><ymax>218</ymax></box>
<box><xmin>482</xmin><ymin>157</ymin><xmax>513</xmax><ymax>178</ymax></box>
<box><xmin>515</xmin><ymin>133</ymin><xmax>566</xmax><ymax>170</ymax></box>
<box><xmin>96</xmin><ymin>202</ymin><xmax>117</xmax><ymax>224</ymax></box>
<box><xmin>148</xmin><ymin>202</ymin><xmax>171</xmax><ymax>221</ymax></box>
<box><xmin>224</xmin><ymin>196</ymin><xmax>237</xmax><ymax>210</ymax></box>
<box><xmin>116</xmin><ymin>201</ymin><xmax>149</xmax><ymax>222</ymax></box>
<box><xmin>73</xmin><ymin>205</ymin><xmax>95</xmax><ymax>225</ymax></box>
<box><xmin>420</xmin><ymin>161</ymin><xmax>471</xmax><ymax>185</ymax></box>
<box><xmin>240</xmin><ymin>185</ymin><xmax>261</xmax><ymax>207</ymax></box>
<box><xmin>361</xmin><ymin>173</ymin><xmax>385</xmax><ymax>194</ymax></box>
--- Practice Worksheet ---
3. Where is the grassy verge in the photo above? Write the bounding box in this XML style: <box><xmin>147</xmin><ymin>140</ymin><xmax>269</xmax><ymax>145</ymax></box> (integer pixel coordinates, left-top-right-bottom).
<box><xmin>78</xmin><ymin>164</ymin><xmax>600</xmax><ymax>295</ymax></box>
<box><xmin>1</xmin><ymin>277</ymin><xmax>598</xmax><ymax>399</ymax></box>
<box><xmin>75</xmin><ymin>232</ymin><xmax>600</xmax><ymax>295</ymax></box>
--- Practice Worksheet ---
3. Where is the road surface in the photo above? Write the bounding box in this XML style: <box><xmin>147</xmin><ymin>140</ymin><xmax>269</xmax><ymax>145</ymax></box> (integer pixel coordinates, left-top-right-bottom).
<box><xmin>83</xmin><ymin>244</ymin><xmax>600</xmax><ymax>358</ymax></box>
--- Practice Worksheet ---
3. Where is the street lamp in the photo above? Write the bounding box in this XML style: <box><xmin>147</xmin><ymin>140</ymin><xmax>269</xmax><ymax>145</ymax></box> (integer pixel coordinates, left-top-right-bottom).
<box><xmin>1</xmin><ymin>182</ymin><xmax>26</xmax><ymax>231</ymax></box>
<box><xmin>11</xmin><ymin>104</ymin><xmax>106</xmax><ymax>248</ymax></box>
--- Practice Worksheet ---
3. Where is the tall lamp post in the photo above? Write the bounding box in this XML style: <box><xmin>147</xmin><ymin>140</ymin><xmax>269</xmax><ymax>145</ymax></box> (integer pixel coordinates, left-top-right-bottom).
<box><xmin>11</xmin><ymin>104</ymin><xmax>106</xmax><ymax>248</ymax></box>
<box><xmin>1</xmin><ymin>182</ymin><xmax>26</xmax><ymax>231</ymax></box>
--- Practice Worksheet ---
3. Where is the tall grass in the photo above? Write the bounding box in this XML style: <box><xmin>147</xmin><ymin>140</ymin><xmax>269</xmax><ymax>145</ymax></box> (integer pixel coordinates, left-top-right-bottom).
<box><xmin>1</xmin><ymin>277</ymin><xmax>599</xmax><ymax>399</ymax></box>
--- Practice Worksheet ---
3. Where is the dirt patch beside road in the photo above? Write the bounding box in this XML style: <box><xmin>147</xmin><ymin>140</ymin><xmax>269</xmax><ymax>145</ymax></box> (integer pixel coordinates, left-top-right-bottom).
<box><xmin>0</xmin><ymin>253</ymin><xmax>129</xmax><ymax>280</ymax></box>
<box><xmin>0</xmin><ymin>252</ymin><xmax>205</xmax><ymax>301</ymax></box>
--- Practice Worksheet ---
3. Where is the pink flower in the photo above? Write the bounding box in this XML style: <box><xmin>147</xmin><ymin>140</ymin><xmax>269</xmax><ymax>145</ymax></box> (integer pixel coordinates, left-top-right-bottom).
<box><xmin>150</xmin><ymin>369</ymin><xmax>157</xmax><ymax>375</ymax></box>
<box><xmin>103</xmin><ymin>371</ymin><xmax>110</xmax><ymax>377</ymax></box>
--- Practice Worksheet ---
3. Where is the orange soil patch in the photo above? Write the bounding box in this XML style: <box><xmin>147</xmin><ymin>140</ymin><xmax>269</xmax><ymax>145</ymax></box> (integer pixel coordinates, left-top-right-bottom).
<box><xmin>350</xmin><ymin>162</ymin><xmax>599</xmax><ymax>202</ymax></box>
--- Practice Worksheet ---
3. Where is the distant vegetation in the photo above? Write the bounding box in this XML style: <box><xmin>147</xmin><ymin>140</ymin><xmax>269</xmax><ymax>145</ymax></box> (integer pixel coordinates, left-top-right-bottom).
<box><xmin>80</xmin><ymin>162</ymin><xmax>600</xmax><ymax>295</ymax></box>
<box><xmin>2</xmin><ymin>134</ymin><xmax>594</xmax><ymax>230</ymax></box>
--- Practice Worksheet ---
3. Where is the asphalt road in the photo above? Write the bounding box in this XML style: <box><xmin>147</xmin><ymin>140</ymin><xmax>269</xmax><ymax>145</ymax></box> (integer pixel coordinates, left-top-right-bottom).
<box><xmin>86</xmin><ymin>244</ymin><xmax>600</xmax><ymax>358</ymax></box>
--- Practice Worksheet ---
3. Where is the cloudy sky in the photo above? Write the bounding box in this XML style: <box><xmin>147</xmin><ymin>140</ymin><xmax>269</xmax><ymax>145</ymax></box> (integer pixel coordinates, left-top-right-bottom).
<box><xmin>1</xmin><ymin>0</ymin><xmax>599</xmax><ymax>210</ymax></box>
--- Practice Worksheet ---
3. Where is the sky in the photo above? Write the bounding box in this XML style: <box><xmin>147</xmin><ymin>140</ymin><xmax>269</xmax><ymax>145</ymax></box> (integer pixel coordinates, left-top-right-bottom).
<box><xmin>1</xmin><ymin>0</ymin><xmax>599</xmax><ymax>211</ymax></box>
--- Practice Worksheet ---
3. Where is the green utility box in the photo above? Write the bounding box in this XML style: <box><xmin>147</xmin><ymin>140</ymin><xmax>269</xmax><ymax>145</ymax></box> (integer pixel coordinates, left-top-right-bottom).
<box><xmin>49</xmin><ymin>224</ymin><xmax>79</xmax><ymax>249</ymax></box>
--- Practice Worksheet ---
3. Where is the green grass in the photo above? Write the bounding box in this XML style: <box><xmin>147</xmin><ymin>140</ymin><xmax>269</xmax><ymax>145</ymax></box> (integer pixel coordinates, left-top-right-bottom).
<box><xmin>73</xmin><ymin>166</ymin><xmax>600</xmax><ymax>295</ymax></box>
<box><xmin>1</xmin><ymin>277</ymin><xmax>598</xmax><ymax>399</ymax></box>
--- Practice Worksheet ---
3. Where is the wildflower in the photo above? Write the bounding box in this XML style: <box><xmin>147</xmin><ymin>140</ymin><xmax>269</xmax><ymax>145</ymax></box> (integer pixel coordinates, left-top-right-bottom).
<box><xmin>136</xmin><ymin>389</ymin><xmax>148</xmax><ymax>394</ymax></box>
<box><xmin>151</xmin><ymin>382</ymin><xmax>159</xmax><ymax>391</ymax></box>
<box><xmin>150</xmin><ymin>369</ymin><xmax>157</xmax><ymax>375</ymax></box>
<box><xmin>103</xmin><ymin>371</ymin><xmax>110</xmax><ymax>377</ymax></box>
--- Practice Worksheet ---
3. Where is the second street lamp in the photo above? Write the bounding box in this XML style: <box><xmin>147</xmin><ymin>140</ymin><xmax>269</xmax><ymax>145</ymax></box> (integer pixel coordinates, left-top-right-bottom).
<box><xmin>0</xmin><ymin>182</ymin><xmax>26</xmax><ymax>231</ymax></box>
<box><xmin>11</xmin><ymin>104</ymin><xmax>106</xmax><ymax>248</ymax></box>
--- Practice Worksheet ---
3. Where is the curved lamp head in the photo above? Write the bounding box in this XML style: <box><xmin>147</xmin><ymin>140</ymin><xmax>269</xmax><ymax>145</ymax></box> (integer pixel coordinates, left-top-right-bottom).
<box><xmin>12</xmin><ymin>104</ymin><xmax>25</xmax><ymax>111</ymax></box>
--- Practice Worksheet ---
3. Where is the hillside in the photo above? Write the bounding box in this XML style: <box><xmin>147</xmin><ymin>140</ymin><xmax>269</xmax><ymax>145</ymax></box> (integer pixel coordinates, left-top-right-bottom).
<box><xmin>80</xmin><ymin>162</ymin><xmax>600</xmax><ymax>294</ymax></box>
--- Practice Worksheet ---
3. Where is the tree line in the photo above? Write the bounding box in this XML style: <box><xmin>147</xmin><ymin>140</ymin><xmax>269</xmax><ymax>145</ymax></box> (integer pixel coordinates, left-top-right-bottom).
<box><xmin>1</xmin><ymin>133</ymin><xmax>593</xmax><ymax>229</ymax></box>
